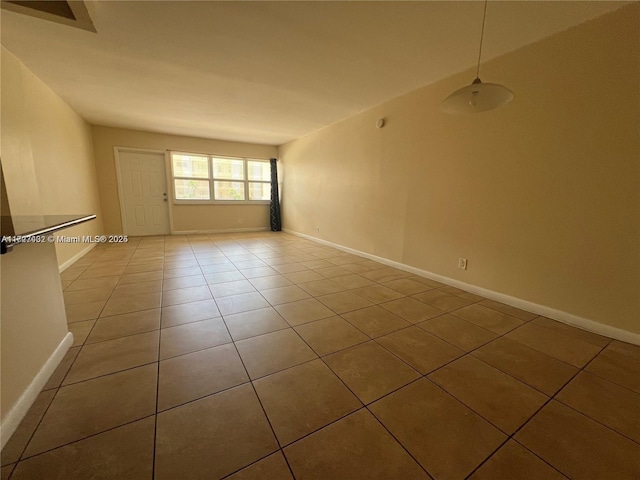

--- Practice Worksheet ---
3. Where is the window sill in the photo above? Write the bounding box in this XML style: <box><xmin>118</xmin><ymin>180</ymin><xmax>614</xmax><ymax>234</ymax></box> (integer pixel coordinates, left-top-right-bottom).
<box><xmin>173</xmin><ymin>200</ymin><xmax>270</xmax><ymax>206</ymax></box>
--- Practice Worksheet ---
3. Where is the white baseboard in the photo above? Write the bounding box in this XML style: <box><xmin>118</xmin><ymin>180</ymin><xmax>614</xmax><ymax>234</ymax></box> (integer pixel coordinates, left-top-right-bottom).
<box><xmin>171</xmin><ymin>227</ymin><xmax>270</xmax><ymax>235</ymax></box>
<box><xmin>284</xmin><ymin>229</ymin><xmax>640</xmax><ymax>346</ymax></box>
<box><xmin>0</xmin><ymin>332</ymin><xmax>74</xmax><ymax>450</ymax></box>
<box><xmin>58</xmin><ymin>243</ymin><xmax>97</xmax><ymax>273</ymax></box>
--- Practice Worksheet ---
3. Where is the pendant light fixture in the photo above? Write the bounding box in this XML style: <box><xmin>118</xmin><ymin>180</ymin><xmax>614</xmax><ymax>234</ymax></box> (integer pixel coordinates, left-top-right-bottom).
<box><xmin>441</xmin><ymin>0</ymin><xmax>513</xmax><ymax>114</ymax></box>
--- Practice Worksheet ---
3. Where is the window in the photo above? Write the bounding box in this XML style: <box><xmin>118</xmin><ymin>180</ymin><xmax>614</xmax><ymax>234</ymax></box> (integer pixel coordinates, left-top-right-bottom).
<box><xmin>212</xmin><ymin>157</ymin><xmax>246</xmax><ymax>201</ymax></box>
<box><xmin>172</xmin><ymin>154</ymin><xmax>210</xmax><ymax>200</ymax></box>
<box><xmin>170</xmin><ymin>152</ymin><xmax>270</xmax><ymax>203</ymax></box>
<box><xmin>246</xmin><ymin>160</ymin><xmax>271</xmax><ymax>201</ymax></box>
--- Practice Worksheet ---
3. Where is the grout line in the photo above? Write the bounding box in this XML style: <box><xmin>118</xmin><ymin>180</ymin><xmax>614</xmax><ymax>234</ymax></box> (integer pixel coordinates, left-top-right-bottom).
<box><xmin>213</xmin><ymin>287</ymin><xmax>296</xmax><ymax>476</ymax></box>
<box><xmin>8</xmin><ymin>387</ymin><xmax>59</xmax><ymax>469</ymax></box>
<box><xmin>464</xmin><ymin>341</ymin><xmax>613</xmax><ymax>479</ymax></box>
<box><xmin>55</xmin><ymin>358</ymin><xmax>160</xmax><ymax>388</ymax></box>
<box><xmin>151</xmin><ymin>238</ymin><xmax>166</xmax><ymax>480</ymax></box>
<box><xmin>31</xmin><ymin>232</ymin><xmax>637</xmax><ymax>480</ymax></box>
<box><xmin>220</xmin><ymin>271</ymin><xmax>378</xmax><ymax>470</ymax></box>
<box><xmin>549</xmin><ymin>363</ymin><xmax>640</xmax><ymax>447</ymax></box>
<box><xmin>218</xmin><ymin>450</ymin><xmax>291</xmax><ymax>479</ymax></box>
<box><xmin>154</xmin><ymin>378</ymin><xmax>253</xmax><ymax>415</ymax></box>
<box><xmin>263</xmin><ymin>301</ymin><xmax>432</xmax><ymax>477</ymax></box>
<box><xmin>567</xmin><ymin>353</ymin><xmax>638</xmax><ymax>394</ymax></box>
<box><xmin>16</xmin><ymin>413</ymin><xmax>158</xmax><ymax>464</ymax></box>
<box><xmin>505</xmin><ymin>439</ymin><xmax>571</xmax><ymax>479</ymax></box>
<box><xmin>365</xmin><ymin>396</ymin><xmax>435</xmax><ymax>478</ymax></box>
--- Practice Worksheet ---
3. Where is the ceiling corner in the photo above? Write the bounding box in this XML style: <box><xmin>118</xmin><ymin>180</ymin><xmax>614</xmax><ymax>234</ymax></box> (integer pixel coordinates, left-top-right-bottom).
<box><xmin>1</xmin><ymin>0</ymin><xmax>96</xmax><ymax>33</ymax></box>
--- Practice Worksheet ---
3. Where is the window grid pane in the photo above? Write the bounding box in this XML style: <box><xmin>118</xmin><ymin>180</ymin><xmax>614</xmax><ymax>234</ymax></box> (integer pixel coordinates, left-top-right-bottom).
<box><xmin>171</xmin><ymin>153</ymin><xmax>270</xmax><ymax>203</ymax></box>
<box><xmin>214</xmin><ymin>181</ymin><xmax>245</xmax><ymax>201</ymax></box>
<box><xmin>174</xmin><ymin>179</ymin><xmax>210</xmax><ymax>200</ymax></box>
<box><xmin>212</xmin><ymin>158</ymin><xmax>245</xmax><ymax>180</ymax></box>
<box><xmin>247</xmin><ymin>161</ymin><xmax>271</xmax><ymax>181</ymax></box>
<box><xmin>248</xmin><ymin>182</ymin><xmax>271</xmax><ymax>201</ymax></box>
<box><xmin>172</xmin><ymin>154</ymin><xmax>209</xmax><ymax>178</ymax></box>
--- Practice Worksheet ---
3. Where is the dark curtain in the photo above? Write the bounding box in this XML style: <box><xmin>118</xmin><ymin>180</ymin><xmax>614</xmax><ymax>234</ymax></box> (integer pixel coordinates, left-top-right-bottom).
<box><xmin>269</xmin><ymin>158</ymin><xmax>282</xmax><ymax>231</ymax></box>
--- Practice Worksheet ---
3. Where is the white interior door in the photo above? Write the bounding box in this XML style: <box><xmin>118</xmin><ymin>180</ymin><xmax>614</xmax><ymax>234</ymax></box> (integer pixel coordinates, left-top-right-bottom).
<box><xmin>117</xmin><ymin>150</ymin><xmax>170</xmax><ymax>236</ymax></box>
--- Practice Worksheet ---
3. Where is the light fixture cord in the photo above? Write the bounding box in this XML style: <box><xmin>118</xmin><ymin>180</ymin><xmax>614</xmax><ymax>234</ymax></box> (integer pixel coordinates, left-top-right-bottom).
<box><xmin>476</xmin><ymin>0</ymin><xmax>489</xmax><ymax>79</ymax></box>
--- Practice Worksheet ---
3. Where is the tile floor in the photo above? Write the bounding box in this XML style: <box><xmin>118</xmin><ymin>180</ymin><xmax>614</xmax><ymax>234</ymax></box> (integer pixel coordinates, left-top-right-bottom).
<box><xmin>2</xmin><ymin>232</ymin><xmax>639</xmax><ymax>479</ymax></box>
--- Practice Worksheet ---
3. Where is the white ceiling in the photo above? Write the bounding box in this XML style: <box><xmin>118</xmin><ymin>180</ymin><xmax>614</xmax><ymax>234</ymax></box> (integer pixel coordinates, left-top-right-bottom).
<box><xmin>1</xmin><ymin>1</ymin><xmax>628</xmax><ymax>145</ymax></box>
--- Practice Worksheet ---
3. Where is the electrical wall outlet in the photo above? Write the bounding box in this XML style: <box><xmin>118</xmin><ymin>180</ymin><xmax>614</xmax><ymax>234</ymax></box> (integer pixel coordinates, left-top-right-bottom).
<box><xmin>458</xmin><ymin>258</ymin><xmax>468</xmax><ymax>270</ymax></box>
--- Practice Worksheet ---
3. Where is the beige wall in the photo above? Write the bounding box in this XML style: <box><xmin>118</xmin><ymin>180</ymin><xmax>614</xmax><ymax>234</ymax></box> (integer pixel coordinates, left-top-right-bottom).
<box><xmin>280</xmin><ymin>6</ymin><xmax>640</xmax><ymax>334</ymax></box>
<box><xmin>91</xmin><ymin>126</ymin><xmax>277</xmax><ymax>234</ymax></box>
<box><xmin>0</xmin><ymin>243</ymin><xmax>68</xmax><ymax>422</ymax></box>
<box><xmin>0</xmin><ymin>49</ymin><xmax>101</xmax><ymax>420</ymax></box>
<box><xmin>1</xmin><ymin>48</ymin><xmax>104</xmax><ymax>267</ymax></box>
<box><xmin>171</xmin><ymin>204</ymin><xmax>270</xmax><ymax>232</ymax></box>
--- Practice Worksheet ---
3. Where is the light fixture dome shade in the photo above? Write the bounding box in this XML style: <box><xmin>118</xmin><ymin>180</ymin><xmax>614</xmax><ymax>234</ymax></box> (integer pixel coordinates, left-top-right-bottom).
<box><xmin>441</xmin><ymin>79</ymin><xmax>514</xmax><ymax>114</ymax></box>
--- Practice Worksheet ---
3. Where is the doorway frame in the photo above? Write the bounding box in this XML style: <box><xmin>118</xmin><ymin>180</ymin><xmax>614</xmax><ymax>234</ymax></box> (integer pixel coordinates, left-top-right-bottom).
<box><xmin>113</xmin><ymin>146</ymin><xmax>174</xmax><ymax>235</ymax></box>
